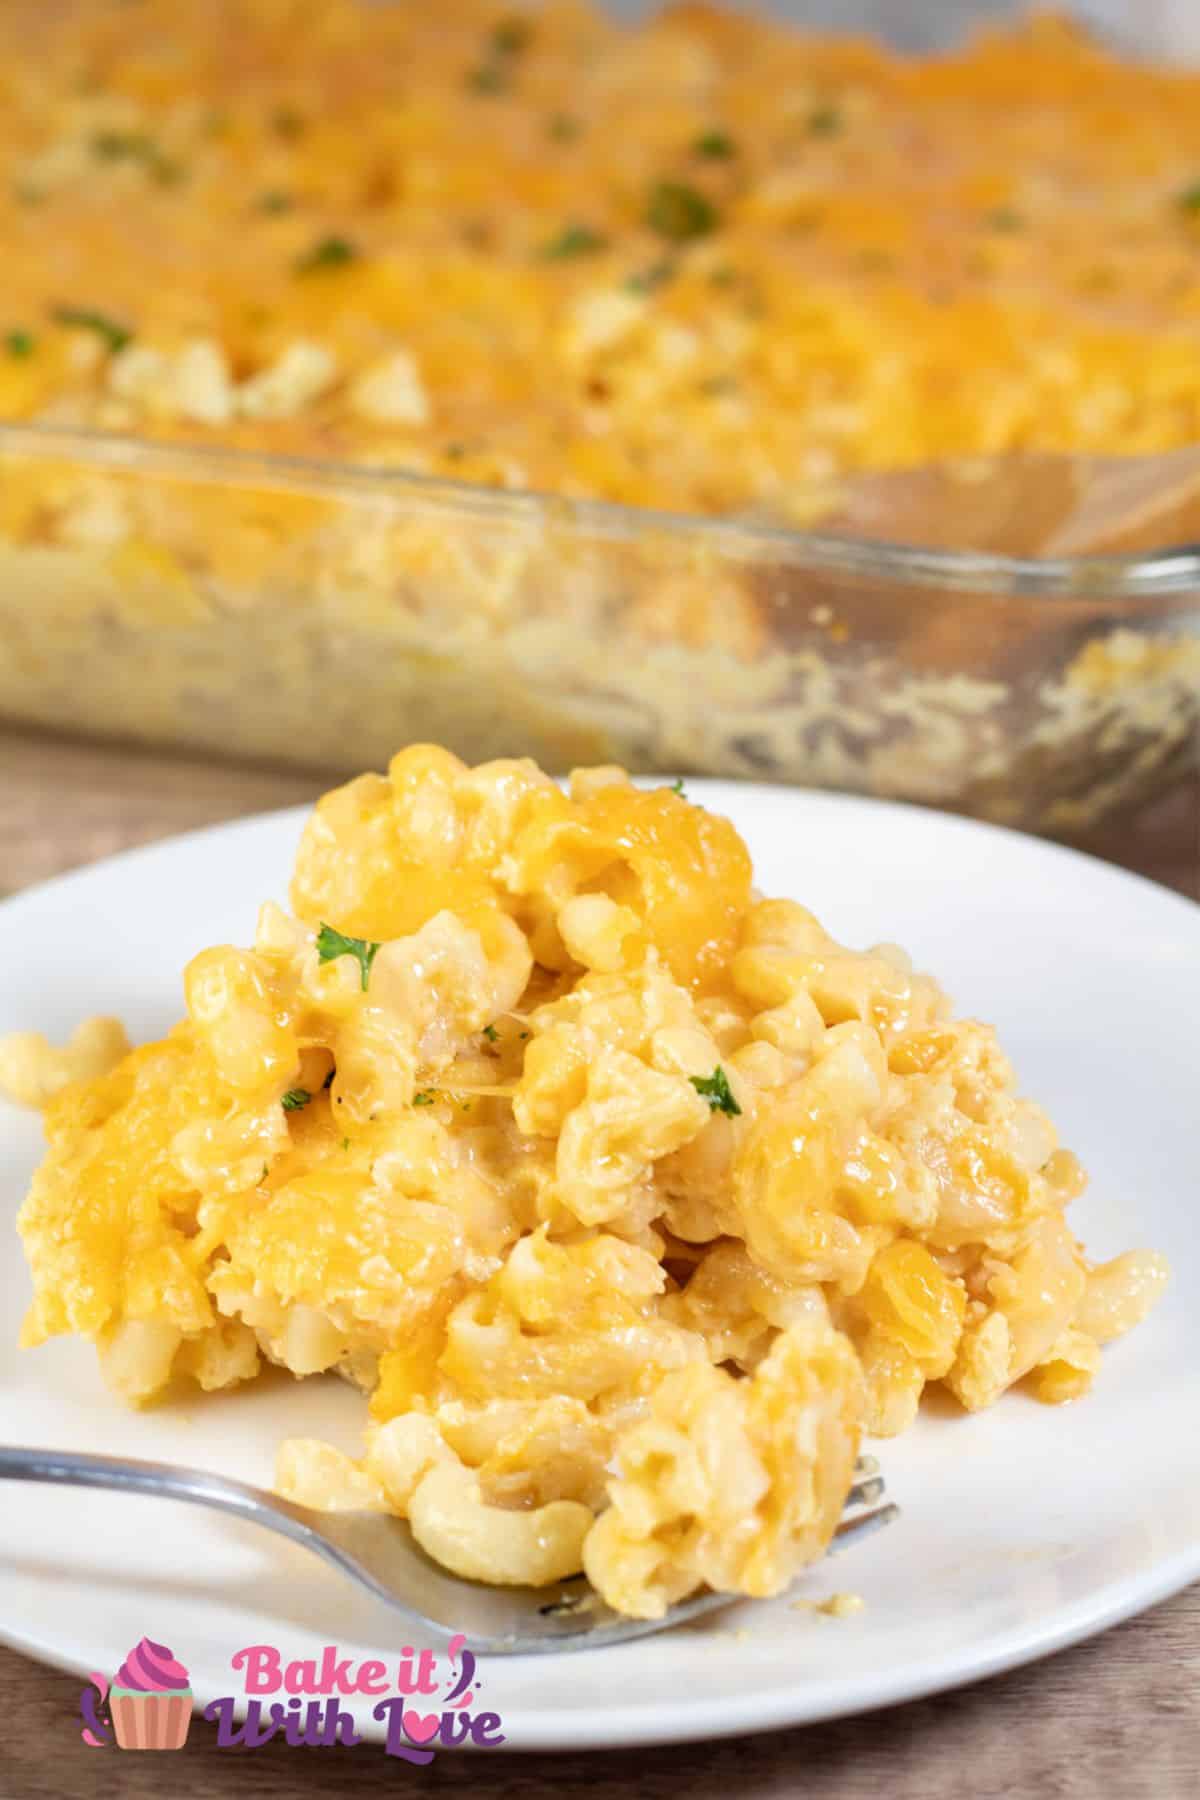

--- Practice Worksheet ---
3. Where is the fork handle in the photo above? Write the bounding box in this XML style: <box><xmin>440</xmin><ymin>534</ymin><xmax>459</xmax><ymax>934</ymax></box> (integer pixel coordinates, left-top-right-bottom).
<box><xmin>0</xmin><ymin>1443</ymin><xmax>317</xmax><ymax>1548</ymax></box>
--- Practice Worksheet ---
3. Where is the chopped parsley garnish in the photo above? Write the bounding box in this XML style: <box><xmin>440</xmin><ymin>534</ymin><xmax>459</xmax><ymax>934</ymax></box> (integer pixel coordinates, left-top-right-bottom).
<box><xmin>89</xmin><ymin>129</ymin><xmax>182</xmax><ymax>183</ymax></box>
<box><xmin>626</xmin><ymin>259</ymin><xmax>675</xmax><ymax>294</ymax></box>
<box><xmin>341</xmin><ymin>1136</ymin><xmax>351</xmax><ymax>1151</ymax></box>
<box><xmin>646</xmin><ymin>181</ymin><xmax>718</xmax><ymax>243</ymax></box>
<box><xmin>51</xmin><ymin>306</ymin><xmax>132</xmax><ymax>353</ymax></box>
<box><xmin>5</xmin><ymin>330</ymin><xmax>34</xmax><ymax>358</ymax></box>
<box><xmin>808</xmin><ymin>104</ymin><xmax>842</xmax><ymax>136</ymax></box>
<box><xmin>984</xmin><ymin>207</ymin><xmax>1023</xmax><ymax>232</ymax></box>
<box><xmin>541</xmin><ymin>223</ymin><xmax>608</xmax><ymax>259</ymax></box>
<box><xmin>90</xmin><ymin>128</ymin><xmax>142</xmax><ymax>159</ymax></box>
<box><xmin>548</xmin><ymin>113</ymin><xmax>580</xmax><ymax>142</ymax></box>
<box><xmin>690</xmin><ymin>1066</ymin><xmax>741</xmax><ymax>1116</ymax></box>
<box><xmin>469</xmin><ymin>15</ymin><xmax>531</xmax><ymax>91</ymax></box>
<box><xmin>282</xmin><ymin>1087</ymin><xmax>311</xmax><ymax>1112</ymax></box>
<box><xmin>483</xmin><ymin>1024</ymin><xmax>500</xmax><ymax>1041</ymax></box>
<box><xmin>316</xmin><ymin>922</ymin><xmax>381</xmax><ymax>990</ymax></box>
<box><xmin>413</xmin><ymin>1090</ymin><xmax>436</xmax><ymax>1106</ymax></box>
<box><xmin>90</xmin><ymin>129</ymin><xmax>158</xmax><ymax>164</ymax></box>
<box><xmin>693</xmin><ymin>130</ymin><xmax>735</xmax><ymax>160</ymax></box>
<box><xmin>1177</xmin><ymin>182</ymin><xmax>1200</xmax><ymax>213</ymax></box>
<box><xmin>257</xmin><ymin>190</ymin><xmax>295</xmax><ymax>214</ymax></box>
<box><xmin>667</xmin><ymin>776</ymin><xmax>687</xmax><ymax>796</ymax></box>
<box><xmin>272</xmin><ymin>106</ymin><xmax>306</xmax><ymax>140</ymax></box>
<box><xmin>491</xmin><ymin>16</ymin><xmax>532</xmax><ymax>54</ymax></box>
<box><xmin>294</xmin><ymin>235</ymin><xmax>359</xmax><ymax>275</ymax></box>
<box><xmin>467</xmin><ymin>63</ymin><xmax>507</xmax><ymax>94</ymax></box>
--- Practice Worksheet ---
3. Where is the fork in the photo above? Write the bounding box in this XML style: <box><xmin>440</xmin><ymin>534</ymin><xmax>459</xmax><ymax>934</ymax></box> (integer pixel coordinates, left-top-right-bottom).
<box><xmin>0</xmin><ymin>1444</ymin><xmax>896</xmax><ymax>1655</ymax></box>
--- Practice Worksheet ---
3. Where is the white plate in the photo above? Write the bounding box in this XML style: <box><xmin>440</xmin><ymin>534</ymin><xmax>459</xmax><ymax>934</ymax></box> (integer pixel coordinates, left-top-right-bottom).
<box><xmin>1</xmin><ymin>784</ymin><xmax>1197</xmax><ymax>1750</ymax></box>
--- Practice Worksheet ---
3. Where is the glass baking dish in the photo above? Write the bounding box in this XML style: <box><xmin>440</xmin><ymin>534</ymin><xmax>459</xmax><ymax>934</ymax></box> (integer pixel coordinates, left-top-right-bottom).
<box><xmin>0</xmin><ymin>421</ymin><xmax>1196</xmax><ymax>835</ymax></box>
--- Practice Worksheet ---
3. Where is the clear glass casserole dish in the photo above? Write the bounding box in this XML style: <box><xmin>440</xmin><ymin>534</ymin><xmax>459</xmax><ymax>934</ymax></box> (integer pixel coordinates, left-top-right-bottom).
<box><xmin>1</xmin><ymin>422</ymin><xmax>1197</xmax><ymax>835</ymax></box>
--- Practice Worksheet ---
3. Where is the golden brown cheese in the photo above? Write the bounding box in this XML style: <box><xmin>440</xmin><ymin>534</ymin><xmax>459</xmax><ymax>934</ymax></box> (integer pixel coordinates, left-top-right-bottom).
<box><xmin>3</xmin><ymin>2</ymin><xmax>1200</xmax><ymax>518</ymax></box>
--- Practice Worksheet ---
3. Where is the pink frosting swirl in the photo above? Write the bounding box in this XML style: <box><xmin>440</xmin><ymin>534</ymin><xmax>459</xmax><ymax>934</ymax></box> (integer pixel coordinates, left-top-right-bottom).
<box><xmin>113</xmin><ymin>1638</ymin><xmax>190</xmax><ymax>1693</ymax></box>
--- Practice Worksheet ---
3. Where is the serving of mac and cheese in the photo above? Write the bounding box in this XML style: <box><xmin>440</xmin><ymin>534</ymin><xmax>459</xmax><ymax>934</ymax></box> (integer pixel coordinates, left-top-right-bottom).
<box><xmin>10</xmin><ymin>751</ymin><xmax>1168</xmax><ymax>1617</ymax></box>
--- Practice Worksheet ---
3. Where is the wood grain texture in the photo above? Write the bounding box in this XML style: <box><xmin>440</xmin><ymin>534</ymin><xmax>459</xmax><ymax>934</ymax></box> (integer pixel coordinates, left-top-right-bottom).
<box><xmin>0</xmin><ymin>726</ymin><xmax>1196</xmax><ymax>1799</ymax></box>
<box><xmin>3</xmin><ymin>1589</ymin><xmax>1199</xmax><ymax>1800</ymax></box>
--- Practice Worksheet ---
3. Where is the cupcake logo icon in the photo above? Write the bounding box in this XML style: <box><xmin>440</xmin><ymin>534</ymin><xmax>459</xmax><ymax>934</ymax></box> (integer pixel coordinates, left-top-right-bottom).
<box><xmin>79</xmin><ymin>1638</ymin><xmax>193</xmax><ymax>1751</ymax></box>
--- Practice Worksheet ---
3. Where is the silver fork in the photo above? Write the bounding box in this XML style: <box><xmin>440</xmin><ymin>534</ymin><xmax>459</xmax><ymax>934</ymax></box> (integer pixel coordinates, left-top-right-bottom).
<box><xmin>0</xmin><ymin>1444</ymin><xmax>896</xmax><ymax>1655</ymax></box>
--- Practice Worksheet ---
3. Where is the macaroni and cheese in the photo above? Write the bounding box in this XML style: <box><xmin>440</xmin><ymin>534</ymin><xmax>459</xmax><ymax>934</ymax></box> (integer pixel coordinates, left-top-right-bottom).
<box><xmin>6</xmin><ymin>2</ymin><xmax>1200</xmax><ymax>505</ymax></box>
<box><xmin>0</xmin><ymin>1</ymin><xmax>1197</xmax><ymax>830</ymax></box>
<box><xmin>11</xmin><ymin>751</ymin><xmax>1169</xmax><ymax>1616</ymax></box>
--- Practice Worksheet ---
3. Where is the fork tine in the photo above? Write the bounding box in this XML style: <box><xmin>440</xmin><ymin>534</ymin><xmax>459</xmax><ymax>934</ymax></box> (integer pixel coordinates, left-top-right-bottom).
<box><xmin>502</xmin><ymin>1500</ymin><xmax>901</xmax><ymax>1650</ymax></box>
<box><xmin>827</xmin><ymin>1502</ymin><xmax>900</xmax><ymax>1555</ymax></box>
<box><xmin>847</xmin><ymin>1475</ymin><xmax>885</xmax><ymax>1508</ymax></box>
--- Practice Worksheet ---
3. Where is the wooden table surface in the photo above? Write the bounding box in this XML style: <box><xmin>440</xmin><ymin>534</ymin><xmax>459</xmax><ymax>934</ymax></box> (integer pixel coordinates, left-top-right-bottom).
<box><xmin>1</xmin><ymin>726</ymin><xmax>1196</xmax><ymax>1800</ymax></box>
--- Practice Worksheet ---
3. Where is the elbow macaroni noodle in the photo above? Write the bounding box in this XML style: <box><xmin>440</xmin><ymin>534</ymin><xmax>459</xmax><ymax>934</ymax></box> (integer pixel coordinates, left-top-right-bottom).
<box><xmin>9</xmin><ymin>747</ymin><xmax>1169</xmax><ymax>1617</ymax></box>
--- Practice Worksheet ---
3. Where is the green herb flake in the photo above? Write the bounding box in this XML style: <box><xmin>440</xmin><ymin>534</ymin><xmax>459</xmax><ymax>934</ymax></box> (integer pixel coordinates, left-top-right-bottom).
<box><xmin>260</xmin><ymin>1162</ymin><xmax>269</xmax><ymax>1183</ymax></box>
<box><xmin>808</xmin><ymin>104</ymin><xmax>842</xmax><ymax>136</ymax></box>
<box><xmin>483</xmin><ymin>1024</ymin><xmax>500</xmax><ymax>1042</ymax></box>
<box><xmin>90</xmin><ymin>128</ymin><xmax>152</xmax><ymax>161</ymax></box>
<box><xmin>5</xmin><ymin>330</ymin><xmax>34</xmax><ymax>359</ymax></box>
<box><xmin>282</xmin><ymin>1087</ymin><xmax>311</xmax><ymax>1112</ymax></box>
<box><xmin>316</xmin><ymin>921</ymin><xmax>382</xmax><ymax>990</ymax></box>
<box><xmin>1177</xmin><ymin>182</ymin><xmax>1200</xmax><ymax>214</ymax></box>
<box><xmin>491</xmin><ymin>16</ymin><xmax>532</xmax><ymax>54</ymax></box>
<box><xmin>272</xmin><ymin>106</ymin><xmax>306</xmax><ymax>140</ymax></box>
<box><xmin>89</xmin><ymin>129</ymin><xmax>183</xmax><ymax>184</ymax></box>
<box><xmin>690</xmin><ymin>1066</ymin><xmax>741</xmax><ymax>1116</ymax></box>
<box><xmin>626</xmin><ymin>259</ymin><xmax>675</xmax><ymax>294</ymax></box>
<box><xmin>51</xmin><ymin>306</ymin><xmax>132</xmax><ymax>353</ymax></box>
<box><xmin>257</xmin><ymin>189</ymin><xmax>295</xmax><ymax>215</ymax></box>
<box><xmin>467</xmin><ymin>63</ymin><xmax>507</xmax><ymax>94</ymax></box>
<box><xmin>548</xmin><ymin>113</ymin><xmax>580</xmax><ymax>142</ymax></box>
<box><xmin>541</xmin><ymin>222</ymin><xmax>608</xmax><ymax>260</ymax></box>
<box><xmin>693</xmin><ymin>130</ymin><xmax>735</xmax><ymax>160</ymax></box>
<box><xmin>984</xmin><ymin>207</ymin><xmax>1023</xmax><ymax>232</ymax></box>
<box><xmin>646</xmin><ymin>181</ymin><xmax>718</xmax><ymax>244</ymax></box>
<box><xmin>341</xmin><ymin>1136</ymin><xmax>351</xmax><ymax>1151</ymax></box>
<box><xmin>667</xmin><ymin>776</ymin><xmax>687</xmax><ymax>796</ymax></box>
<box><xmin>413</xmin><ymin>1090</ymin><xmax>436</xmax><ymax>1106</ymax></box>
<box><xmin>294</xmin><ymin>235</ymin><xmax>359</xmax><ymax>275</ymax></box>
